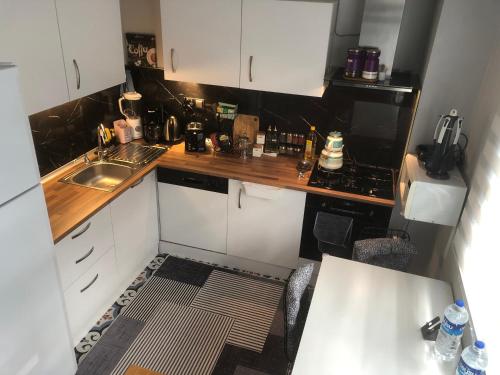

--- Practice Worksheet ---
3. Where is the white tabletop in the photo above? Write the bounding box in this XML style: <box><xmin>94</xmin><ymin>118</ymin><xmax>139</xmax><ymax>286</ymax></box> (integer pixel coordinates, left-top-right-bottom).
<box><xmin>292</xmin><ymin>256</ymin><xmax>458</xmax><ymax>375</ymax></box>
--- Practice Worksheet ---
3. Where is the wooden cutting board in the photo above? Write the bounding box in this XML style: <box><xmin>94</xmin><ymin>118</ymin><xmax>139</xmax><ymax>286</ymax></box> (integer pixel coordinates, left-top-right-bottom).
<box><xmin>233</xmin><ymin>114</ymin><xmax>260</xmax><ymax>144</ymax></box>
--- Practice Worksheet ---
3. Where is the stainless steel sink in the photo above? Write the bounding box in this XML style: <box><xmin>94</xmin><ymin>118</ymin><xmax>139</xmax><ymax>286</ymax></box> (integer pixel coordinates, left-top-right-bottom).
<box><xmin>60</xmin><ymin>162</ymin><xmax>135</xmax><ymax>192</ymax></box>
<box><xmin>60</xmin><ymin>143</ymin><xmax>166</xmax><ymax>192</ymax></box>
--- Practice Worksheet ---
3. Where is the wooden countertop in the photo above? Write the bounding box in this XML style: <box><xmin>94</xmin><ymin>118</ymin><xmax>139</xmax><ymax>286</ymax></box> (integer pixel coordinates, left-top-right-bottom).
<box><xmin>43</xmin><ymin>142</ymin><xmax>394</xmax><ymax>244</ymax></box>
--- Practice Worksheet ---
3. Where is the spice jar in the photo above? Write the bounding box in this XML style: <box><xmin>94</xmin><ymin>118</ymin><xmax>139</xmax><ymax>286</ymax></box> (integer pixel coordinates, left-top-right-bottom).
<box><xmin>344</xmin><ymin>48</ymin><xmax>365</xmax><ymax>78</ymax></box>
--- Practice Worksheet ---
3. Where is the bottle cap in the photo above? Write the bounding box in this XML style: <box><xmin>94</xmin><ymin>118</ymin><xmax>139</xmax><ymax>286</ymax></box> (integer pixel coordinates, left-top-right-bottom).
<box><xmin>455</xmin><ymin>299</ymin><xmax>465</xmax><ymax>308</ymax></box>
<box><xmin>475</xmin><ymin>341</ymin><xmax>485</xmax><ymax>349</ymax></box>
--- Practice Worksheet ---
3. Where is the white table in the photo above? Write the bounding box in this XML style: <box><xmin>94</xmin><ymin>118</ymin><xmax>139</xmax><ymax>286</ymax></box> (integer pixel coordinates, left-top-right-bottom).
<box><xmin>292</xmin><ymin>255</ymin><xmax>459</xmax><ymax>375</ymax></box>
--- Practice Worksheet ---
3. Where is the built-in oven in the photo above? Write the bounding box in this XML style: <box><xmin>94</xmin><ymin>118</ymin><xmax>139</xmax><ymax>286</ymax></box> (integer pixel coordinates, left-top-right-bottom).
<box><xmin>299</xmin><ymin>193</ymin><xmax>393</xmax><ymax>261</ymax></box>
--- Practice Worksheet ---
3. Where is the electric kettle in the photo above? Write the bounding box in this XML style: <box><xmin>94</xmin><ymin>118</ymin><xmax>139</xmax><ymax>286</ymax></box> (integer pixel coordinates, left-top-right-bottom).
<box><xmin>164</xmin><ymin>115</ymin><xmax>182</xmax><ymax>142</ymax></box>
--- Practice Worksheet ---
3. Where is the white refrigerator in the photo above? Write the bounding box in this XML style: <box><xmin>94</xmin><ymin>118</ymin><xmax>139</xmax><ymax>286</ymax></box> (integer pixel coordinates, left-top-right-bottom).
<box><xmin>0</xmin><ymin>65</ymin><xmax>77</xmax><ymax>374</ymax></box>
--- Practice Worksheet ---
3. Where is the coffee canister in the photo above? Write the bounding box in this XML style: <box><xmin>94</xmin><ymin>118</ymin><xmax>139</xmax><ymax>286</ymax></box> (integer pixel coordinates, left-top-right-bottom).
<box><xmin>326</xmin><ymin>131</ymin><xmax>343</xmax><ymax>151</ymax></box>
<box><xmin>362</xmin><ymin>48</ymin><xmax>381</xmax><ymax>80</ymax></box>
<box><xmin>344</xmin><ymin>48</ymin><xmax>365</xmax><ymax>78</ymax></box>
<box><xmin>319</xmin><ymin>150</ymin><xmax>343</xmax><ymax>170</ymax></box>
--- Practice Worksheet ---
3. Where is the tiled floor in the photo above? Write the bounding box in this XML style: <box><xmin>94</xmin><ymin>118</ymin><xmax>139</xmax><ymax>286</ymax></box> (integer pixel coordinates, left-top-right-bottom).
<box><xmin>76</xmin><ymin>254</ymin><xmax>290</xmax><ymax>375</ymax></box>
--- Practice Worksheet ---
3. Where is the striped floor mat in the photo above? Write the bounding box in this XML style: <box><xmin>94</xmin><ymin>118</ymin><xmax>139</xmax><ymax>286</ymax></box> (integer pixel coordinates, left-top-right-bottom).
<box><xmin>122</xmin><ymin>276</ymin><xmax>199</xmax><ymax>322</ymax></box>
<box><xmin>190</xmin><ymin>270</ymin><xmax>284</xmax><ymax>352</ymax></box>
<box><xmin>110</xmin><ymin>302</ymin><xmax>233</xmax><ymax>375</ymax></box>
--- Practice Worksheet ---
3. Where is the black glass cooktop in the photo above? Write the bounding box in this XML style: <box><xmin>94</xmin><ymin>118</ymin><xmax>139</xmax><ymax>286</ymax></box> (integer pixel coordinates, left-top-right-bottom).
<box><xmin>308</xmin><ymin>160</ymin><xmax>395</xmax><ymax>200</ymax></box>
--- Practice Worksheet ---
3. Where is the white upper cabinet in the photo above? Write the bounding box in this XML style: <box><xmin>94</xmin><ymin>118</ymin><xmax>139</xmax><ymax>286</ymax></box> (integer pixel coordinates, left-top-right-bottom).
<box><xmin>0</xmin><ymin>0</ymin><xmax>69</xmax><ymax>115</ymax></box>
<box><xmin>56</xmin><ymin>0</ymin><xmax>125</xmax><ymax>100</ymax></box>
<box><xmin>160</xmin><ymin>0</ymin><xmax>242</xmax><ymax>88</ymax></box>
<box><xmin>240</xmin><ymin>0</ymin><xmax>333</xmax><ymax>96</ymax></box>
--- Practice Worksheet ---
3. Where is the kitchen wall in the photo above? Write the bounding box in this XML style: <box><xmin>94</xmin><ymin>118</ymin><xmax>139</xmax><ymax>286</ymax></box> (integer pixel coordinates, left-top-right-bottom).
<box><xmin>389</xmin><ymin>0</ymin><xmax>499</xmax><ymax>277</ymax></box>
<box><xmin>28</xmin><ymin>86</ymin><xmax>121</xmax><ymax>176</ymax></box>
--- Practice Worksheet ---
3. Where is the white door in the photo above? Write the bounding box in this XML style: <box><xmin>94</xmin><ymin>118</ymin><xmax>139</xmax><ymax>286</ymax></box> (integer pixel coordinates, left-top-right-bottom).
<box><xmin>240</xmin><ymin>0</ymin><xmax>333</xmax><ymax>96</ymax></box>
<box><xmin>56</xmin><ymin>0</ymin><xmax>125</xmax><ymax>100</ymax></box>
<box><xmin>0</xmin><ymin>66</ymin><xmax>40</xmax><ymax>205</ymax></box>
<box><xmin>160</xmin><ymin>0</ymin><xmax>242</xmax><ymax>87</ymax></box>
<box><xmin>227</xmin><ymin>180</ymin><xmax>306</xmax><ymax>268</ymax></box>
<box><xmin>0</xmin><ymin>0</ymin><xmax>69</xmax><ymax>115</ymax></box>
<box><xmin>158</xmin><ymin>183</ymin><xmax>228</xmax><ymax>254</ymax></box>
<box><xmin>0</xmin><ymin>186</ymin><xmax>76</xmax><ymax>375</ymax></box>
<box><xmin>111</xmin><ymin>171</ymin><xmax>159</xmax><ymax>286</ymax></box>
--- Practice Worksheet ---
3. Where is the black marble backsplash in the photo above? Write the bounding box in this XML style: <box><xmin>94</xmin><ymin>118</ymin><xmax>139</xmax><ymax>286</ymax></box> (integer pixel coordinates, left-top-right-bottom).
<box><xmin>29</xmin><ymin>66</ymin><xmax>417</xmax><ymax>176</ymax></box>
<box><xmin>29</xmin><ymin>86</ymin><xmax>121</xmax><ymax>176</ymax></box>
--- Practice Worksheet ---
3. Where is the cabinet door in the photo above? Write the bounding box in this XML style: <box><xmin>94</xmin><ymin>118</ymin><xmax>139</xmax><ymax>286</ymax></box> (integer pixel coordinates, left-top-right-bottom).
<box><xmin>0</xmin><ymin>0</ymin><xmax>69</xmax><ymax>114</ymax></box>
<box><xmin>0</xmin><ymin>186</ymin><xmax>76</xmax><ymax>374</ymax></box>
<box><xmin>111</xmin><ymin>171</ymin><xmax>159</xmax><ymax>286</ymax></box>
<box><xmin>158</xmin><ymin>183</ymin><xmax>228</xmax><ymax>254</ymax></box>
<box><xmin>56</xmin><ymin>0</ymin><xmax>125</xmax><ymax>100</ymax></box>
<box><xmin>160</xmin><ymin>0</ymin><xmax>241</xmax><ymax>88</ymax></box>
<box><xmin>240</xmin><ymin>0</ymin><xmax>333</xmax><ymax>96</ymax></box>
<box><xmin>227</xmin><ymin>180</ymin><xmax>306</xmax><ymax>268</ymax></box>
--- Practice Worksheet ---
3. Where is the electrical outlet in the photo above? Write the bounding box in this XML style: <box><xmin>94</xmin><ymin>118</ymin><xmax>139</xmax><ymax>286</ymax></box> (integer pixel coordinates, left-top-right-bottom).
<box><xmin>186</xmin><ymin>97</ymin><xmax>205</xmax><ymax>109</ymax></box>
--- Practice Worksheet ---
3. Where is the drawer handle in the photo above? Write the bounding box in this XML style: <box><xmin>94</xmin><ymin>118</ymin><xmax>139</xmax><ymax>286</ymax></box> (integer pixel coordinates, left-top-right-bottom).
<box><xmin>238</xmin><ymin>188</ymin><xmax>243</xmax><ymax>209</ymax></box>
<box><xmin>130</xmin><ymin>177</ymin><xmax>144</xmax><ymax>189</ymax></box>
<box><xmin>75</xmin><ymin>246</ymin><xmax>94</xmax><ymax>264</ymax></box>
<box><xmin>170</xmin><ymin>48</ymin><xmax>176</xmax><ymax>73</ymax></box>
<box><xmin>80</xmin><ymin>274</ymin><xmax>99</xmax><ymax>293</ymax></box>
<box><xmin>71</xmin><ymin>222</ymin><xmax>91</xmax><ymax>240</ymax></box>
<box><xmin>249</xmin><ymin>55</ymin><xmax>253</xmax><ymax>82</ymax></box>
<box><xmin>73</xmin><ymin>59</ymin><xmax>81</xmax><ymax>90</ymax></box>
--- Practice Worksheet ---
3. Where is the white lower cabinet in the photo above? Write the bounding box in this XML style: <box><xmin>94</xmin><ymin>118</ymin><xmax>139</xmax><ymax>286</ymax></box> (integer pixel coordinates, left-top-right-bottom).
<box><xmin>227</xmin><ymin>180</ymin><xmax>306</xmax><ymax>268</ymax></box>
<box><xmin>55</xmin><ymin>206</ymin><xmax>114</xmax><ymax>290</ymax></box>
<box><xmin>111</xmin><ymin>171</ymin><xmax>159</xmax><ymax>286</ymax></box>
<box><xmin>56</xmin><ymin>170</ymin><xmax>159</xmax><ymax>346</ymax></box>
<box><xmin>63</xmin><ymin>248</ymin><xmax>118</xmax><ymax>346</ymax></box>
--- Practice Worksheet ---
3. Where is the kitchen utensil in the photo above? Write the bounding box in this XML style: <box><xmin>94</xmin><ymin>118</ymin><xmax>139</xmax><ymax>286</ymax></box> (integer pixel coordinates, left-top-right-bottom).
<box><xmin>164</xmin><ymin>115</ymin><xmax>182</xmax><ymax>143</ymax></box>
<box><xmin>319</xmin><ymin>149</ymin><xmax>343</xmax><ymax>170</ymax></box>
<box><xmin>185</xmin><ymin>122</ymin><xmax>206</xmax><ymax>152</ymax></box>
<box><xmin>422</xmin><ymin>109</ymin><xmax>463</xmax><ymax>179</ymax></box>
<box><xmin>143</xmin><ymin>110</ymin><xmax>162</xmax><ymax>144</ymax></box>
<box><xmin>113</xmin><ymin>119</ymin><xmax>132</xmax><ymax>144</ymax></box>
<box><xmin>296</xmin><ymin>159</ymin><xmax>312</xmax><ymax>178</ymax></box>
<box><xmin>238</xmin><ymin>133</ymin><xmax>250</xmax><ymax>159</ymax></box>
<box><xmin>325</xmin><ymin>131</ymin><xmax>343</xmax><ymax>151</ymax></box>
<box><xmin>233</xmin><ymin>114</ymin><xmax>259</xmax><ymax>144</ymax></box>
<box><xmin>126</xmin><ymin>116</ymin><xmax>143</xmax><ymax>139</ymax></box>
<box><xmin>118</xmin><ymin>91</ymin><xmax>142</xmax><ymax>118</ymax></box>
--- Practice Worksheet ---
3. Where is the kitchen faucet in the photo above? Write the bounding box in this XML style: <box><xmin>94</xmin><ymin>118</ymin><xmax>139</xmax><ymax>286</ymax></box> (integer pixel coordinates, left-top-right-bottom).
<box><xmin>97</xmin><ymin>124</ymin><xmax>107</xmax><ymax>161</ymax></box>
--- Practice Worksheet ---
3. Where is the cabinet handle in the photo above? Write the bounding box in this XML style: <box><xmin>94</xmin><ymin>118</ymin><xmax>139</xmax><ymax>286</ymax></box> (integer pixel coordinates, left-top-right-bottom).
<box><xmin>71</xmin><ymin>222</ymin><xmax>91</xmax><ymax>240</ymax></box>
<box><xmin>170</xmin><ymin>48</ymin><xmax>176</xmax><ymax>73</ymax></box>
<box><xmin>75</xmin><ymin>246</ymin><xmax>94</xmax><ymax>264</ymax></box>
<box><xmin>80</xmin><ymin>274</ymin><xmax>99</xmax><ymax>293</ymax></box>
<box><xmin>73</xmin><ymin>59</ymin><xmax>81</xmax><ymax>90</ymax></box>
<box><xmin>130</xmin><ymin>177</ymin><xmax>144</xmax><ymax>189</ymax></box>
<box><xmin>238</xmin><ymin>188</ymin><xmax>243</xmax><ymax>209</ymax></box>
<box><xmin>249</xmin><ymin>56</ymin><xmax>253</xmax><ymax>82</ymax></box>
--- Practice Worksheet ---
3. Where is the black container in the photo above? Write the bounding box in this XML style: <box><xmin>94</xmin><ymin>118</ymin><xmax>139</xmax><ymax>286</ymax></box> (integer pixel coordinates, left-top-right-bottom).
<box><xmin>185</xmin><ymin>122</ymin><xmax>206</xmax><ymax>152</ymax></box>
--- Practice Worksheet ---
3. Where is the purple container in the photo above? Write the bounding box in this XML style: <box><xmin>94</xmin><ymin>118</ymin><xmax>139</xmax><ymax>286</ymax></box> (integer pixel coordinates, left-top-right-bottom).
<box><xmin>362</xmin><ymin>48</ymin><xmax>380</xmax><ymax>80</ymax></box>
<box><xmin>344</xmin><ymin>48</ymin><xmax>365</xmax><ymax>78</ymax></box>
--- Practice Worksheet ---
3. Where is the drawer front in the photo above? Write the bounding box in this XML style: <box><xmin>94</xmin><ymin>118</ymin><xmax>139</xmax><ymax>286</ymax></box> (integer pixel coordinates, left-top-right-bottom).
<box><xmin>55</xmin><ymin>206</ymin><xmax>114</xmax><ymax>290</ymax></box>
<box><xmin>64</xmin><ymin>247</ymin><xmax>118</xmax><ymax>346</ymax></box>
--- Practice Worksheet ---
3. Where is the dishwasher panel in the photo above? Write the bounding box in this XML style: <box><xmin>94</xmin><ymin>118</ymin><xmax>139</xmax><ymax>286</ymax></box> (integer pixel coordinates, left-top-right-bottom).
<box><xmin>158</xmin><ymin>168</ymin><xmax>228</xmax><ymax>254</ymax></box>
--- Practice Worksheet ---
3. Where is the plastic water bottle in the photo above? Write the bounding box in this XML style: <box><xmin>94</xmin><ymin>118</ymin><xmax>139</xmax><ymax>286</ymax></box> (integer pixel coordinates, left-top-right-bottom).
<box><xmin>434</xmin><ymin>299</ymin><xmax>469</xmax><ymax>360</ymax></box>
<box><xmin>456</xmin><ymin>341</ymin><xmax>488</xmax><ymax>374</ymax></box>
